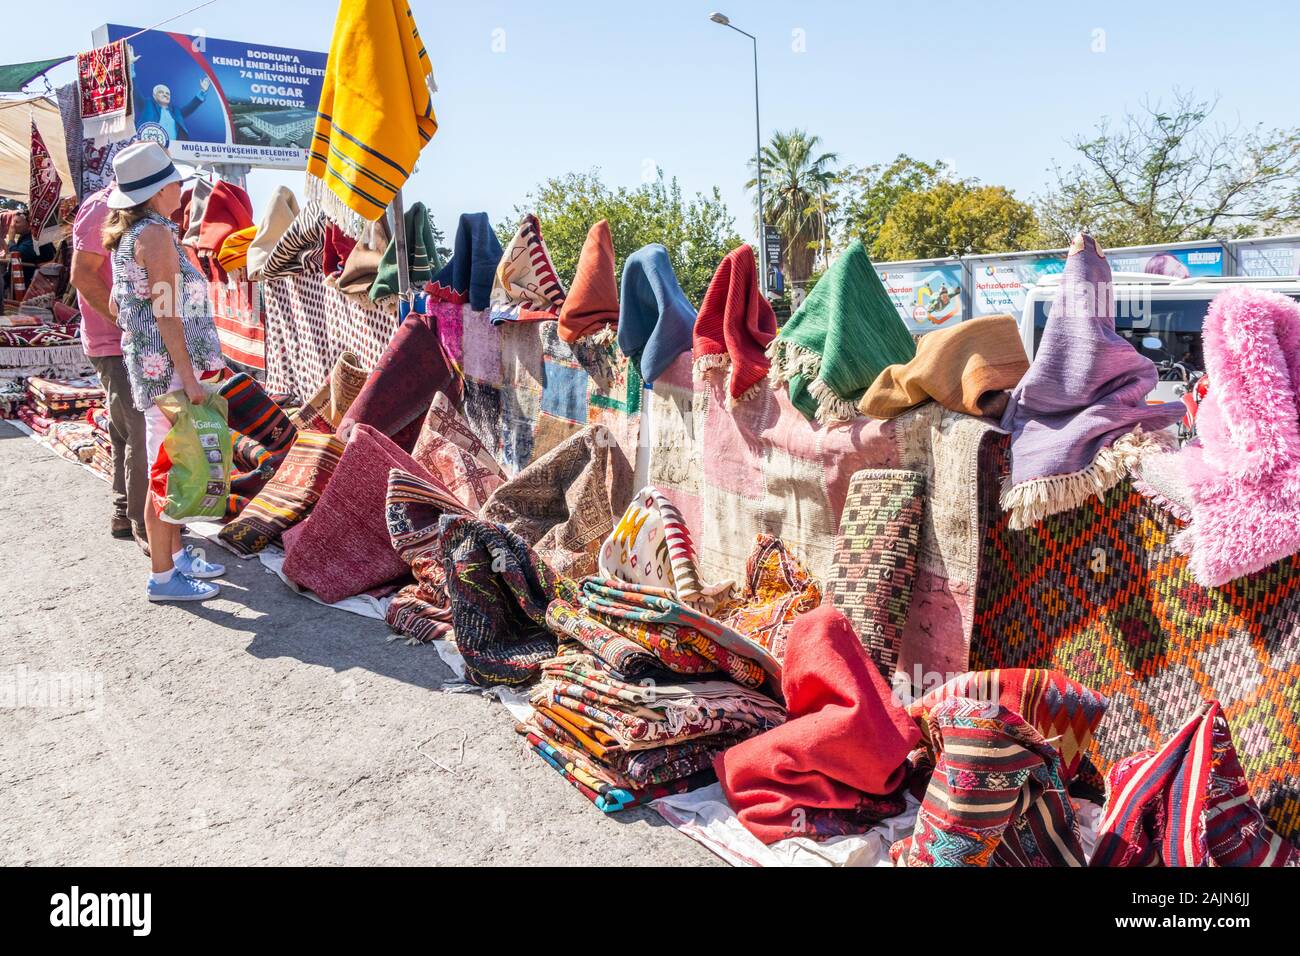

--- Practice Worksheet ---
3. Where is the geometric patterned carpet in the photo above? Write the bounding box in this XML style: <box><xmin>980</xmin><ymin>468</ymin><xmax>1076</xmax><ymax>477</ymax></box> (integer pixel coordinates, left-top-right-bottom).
<box><xmin>972</xmin><ymin>435</ymin><xmax>1300</xmax><ymax>841</ymax></box>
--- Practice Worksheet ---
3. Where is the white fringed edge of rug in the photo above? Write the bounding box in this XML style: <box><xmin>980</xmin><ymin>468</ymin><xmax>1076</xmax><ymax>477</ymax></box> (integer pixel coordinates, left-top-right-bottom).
<box><xmin>766</xmin><ymin>338</ymin><xmax>858</xmax><ymax>425</ymax></box>
<box><xmin>1001</xmin><ymin>425</ymin><xmax>1177</xmax><ymax>531</ymax></box>
<box><xmin>570</xmin><ymin>325</ymin><xmax>618</xmax><ymax>347</ymax></box>
<box><xmin>304</xmin><ymin>171</ymin><xmax>370</xmax><ymax>241</ymax></box>
<box><xmin>0</xmin><ymin>345</ymin><xmax>95</xmax><ymax>376</ymax></box>
<box><xmin>692</xmin><ymin>352</ymin><xmax>765</xmax><ymax>405</ymax></box>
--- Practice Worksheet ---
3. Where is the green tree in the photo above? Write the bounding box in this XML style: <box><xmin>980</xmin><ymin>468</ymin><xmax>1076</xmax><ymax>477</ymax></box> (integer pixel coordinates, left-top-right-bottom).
<box><xmin>835</xmin><ymin>154</ymin><xmax>947</xmax><ymax>252</ymax></box>
<box><xmin>502</xmin><ymin>170</ymin><xmax>742</xmax><ymax>303</ymax></box>
<box><xmin>1037</xmin><ymin>91</ymin><xmax>1300</xmax><ymax>247</ymax></box>
<box><xmin>746</xmin><ymin>129</ymin><xmax>838</xmax><ymax>286</ymax></box>
<box><xmin>872</xmin><ymin>181</ymin><xmax>1040</xmax><ymax>261</ymax></box>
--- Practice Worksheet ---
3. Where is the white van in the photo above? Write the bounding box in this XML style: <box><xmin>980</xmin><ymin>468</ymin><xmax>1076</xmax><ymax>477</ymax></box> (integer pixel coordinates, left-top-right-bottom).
<box><xmin>1019</xmin><ymin>274</ymin><xmax>1300</xmax><ymax>403</ymax></box>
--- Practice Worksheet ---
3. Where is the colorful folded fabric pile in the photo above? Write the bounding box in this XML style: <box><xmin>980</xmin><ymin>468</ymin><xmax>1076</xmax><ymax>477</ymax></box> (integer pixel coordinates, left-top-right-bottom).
<box><xmin>26</xmin><ymin>376</ymin><xmax>104</xmax><ymax>419</ymax></box>
<box><xmin>519</xmin><ymin>646</ymin><xmax>785</xmax><ymax>813</ymax></box>
<box><xmin>562</xmin><ymin>486</ymin><xmax>783</xmax><ymax>690</ymax></box>
<box><xmin>14</xmin><ymin>376</ymin><xmax>105</xmax><ymax>440</ymax></box>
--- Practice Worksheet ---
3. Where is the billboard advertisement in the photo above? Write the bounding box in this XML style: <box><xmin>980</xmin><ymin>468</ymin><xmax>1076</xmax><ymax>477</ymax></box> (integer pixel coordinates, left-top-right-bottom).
<box><xmin>1235</xmin><ymin>240</ymin><xmax>1300</xmax><ymax>277</ymax></box>
<box><xmin>1106</xmin><ymin>243</ymin><xmax>1225</xmax><ymax>278</ymax></box>
<box><xmin>878</xmin><ymin>262</ymin><xmax>964</xmax><ymax>332</ymax></box>
<box><xmin>971</xmin><ymin>255</ymin><xmax>1065</xmax><ymax>317</ymax></box>
<box><xmin>95</xmin><ymin>24</ymin><xmax>326</xmax><ymax>169</ymax></box>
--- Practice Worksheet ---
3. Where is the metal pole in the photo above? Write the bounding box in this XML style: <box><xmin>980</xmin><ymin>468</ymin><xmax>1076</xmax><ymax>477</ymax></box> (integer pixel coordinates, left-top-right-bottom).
<box><xmin>389</xmin><ymin>187</ymin><xmax>411</xmax><ymax>309</ymax></box>
<box><xmin>711</xmin><ymin>15</ymin><xmax>766</xmax><ymax>295</ymax></box>
<box><xmin>751</xmin><ymin>33</ymin><xmax>766</xmax><ymax>297</ymax></box>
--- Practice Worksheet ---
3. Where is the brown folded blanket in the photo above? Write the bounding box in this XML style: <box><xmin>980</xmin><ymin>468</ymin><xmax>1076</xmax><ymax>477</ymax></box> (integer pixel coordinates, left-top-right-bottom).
<box><xmin>858</xmin><ymin>314</ymin><xmax>1028</xmax><ymax>420</ymax></box>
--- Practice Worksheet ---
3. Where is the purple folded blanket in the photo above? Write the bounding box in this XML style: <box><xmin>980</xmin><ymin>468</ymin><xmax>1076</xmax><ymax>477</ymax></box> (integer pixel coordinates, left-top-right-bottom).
<box><xmin>999</xmin><ymin>233</ymin><xmax>1183</xmax><ymax>529</ymax></box>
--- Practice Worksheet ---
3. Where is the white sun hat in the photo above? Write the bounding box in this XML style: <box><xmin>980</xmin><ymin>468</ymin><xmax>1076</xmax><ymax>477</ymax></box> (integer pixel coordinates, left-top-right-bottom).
<box><xmin>106</xmin><ymin>141</ymin><xmax>189</xmax><ymax>210</ymax></box>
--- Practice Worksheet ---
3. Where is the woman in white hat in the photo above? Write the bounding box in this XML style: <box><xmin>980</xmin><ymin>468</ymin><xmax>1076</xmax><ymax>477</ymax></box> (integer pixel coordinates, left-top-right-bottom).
<box><xmin>101</xmin><ymin>141</ymin><xmax>228</xmax><ymax>603</ymax></box>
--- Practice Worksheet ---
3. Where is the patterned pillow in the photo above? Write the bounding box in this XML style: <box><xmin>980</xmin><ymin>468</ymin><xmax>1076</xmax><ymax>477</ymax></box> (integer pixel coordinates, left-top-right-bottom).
<box><xmin>828</xmin><ymin>468</ymin><xmax>927</xmax><ymax>679</ymax></box>
<box><xmin>280</xmin><ymin>424</ymin><xmax>431</xmax><ymax>604</ymax></box>
<box><xmin>218</xmin><ymin>430</ymin><xmax>345</xmax><ymax>555</ymax></box>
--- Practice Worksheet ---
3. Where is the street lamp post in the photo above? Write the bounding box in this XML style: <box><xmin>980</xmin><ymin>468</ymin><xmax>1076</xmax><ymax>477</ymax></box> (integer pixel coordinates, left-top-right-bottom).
<box><xmin>709</xmin><ymin>12</ymin><xmax>767</xmax><ymax>297</ymax></box>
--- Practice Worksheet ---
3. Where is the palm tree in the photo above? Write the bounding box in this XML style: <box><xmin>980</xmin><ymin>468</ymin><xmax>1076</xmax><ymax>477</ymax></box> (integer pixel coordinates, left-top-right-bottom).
<box><xmin>746</xmin><ymin>129</ymin><xmax>838</xmax><ymax>288</ymax></box>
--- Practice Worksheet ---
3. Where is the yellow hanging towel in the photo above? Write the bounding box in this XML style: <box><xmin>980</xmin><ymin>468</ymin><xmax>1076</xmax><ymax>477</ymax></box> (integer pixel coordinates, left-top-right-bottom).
<box><xmin>307</xmin><ymin>0</ymin><xmax>438</xmax><ymax>235</ymax></box>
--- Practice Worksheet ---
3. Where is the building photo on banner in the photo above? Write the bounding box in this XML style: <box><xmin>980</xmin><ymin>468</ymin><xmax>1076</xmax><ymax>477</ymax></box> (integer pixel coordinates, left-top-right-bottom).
<box><xmin>2</xmin><ymin>0</ymin><xmax>1300</xmax><ymax>895</ymax></box>
<box><xmin>93</xmin><ymin>22</ymin><xmax>325</xmax><ymax>169</ymax></box>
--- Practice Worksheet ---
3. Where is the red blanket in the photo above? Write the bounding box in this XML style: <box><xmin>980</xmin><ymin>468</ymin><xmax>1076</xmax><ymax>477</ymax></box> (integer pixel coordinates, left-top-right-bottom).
<box><xmin>715</xmin><ymin>605</ymin><xmax>918</xmax><ymax>843</ymax></box>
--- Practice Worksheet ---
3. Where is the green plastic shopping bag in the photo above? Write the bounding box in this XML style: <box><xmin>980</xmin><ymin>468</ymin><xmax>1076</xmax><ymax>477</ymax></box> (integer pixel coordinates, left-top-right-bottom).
<box><xmin>152</xmin><ymin>389</ymin><xmax>232</xmax><ymax>523</ymax></box>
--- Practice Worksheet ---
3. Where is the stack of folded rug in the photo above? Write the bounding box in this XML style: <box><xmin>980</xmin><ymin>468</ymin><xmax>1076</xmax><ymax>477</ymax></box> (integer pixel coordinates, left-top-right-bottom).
<box><xmin>17</xmin><ymin>376</ymin><xmax>105</xmax><ymax>436</ymax></box>
<box><xmin>515</xmin><ymin>487</ymin><xmax>820</xmax><ymax>812</ymax></box>
<box><xmin>519</xmin><ymin>646</ymin><xmax>785</xmax><ymax>813</ymax></box>
<box><xmin>87</xmin><ymin>407</ymin><xmax>113</xmax><ymax>480</ymax></box>
<box><xmin>546</xmin><ymin>486</ymin><xmax>783</xmax><ymax>691</ymax></box>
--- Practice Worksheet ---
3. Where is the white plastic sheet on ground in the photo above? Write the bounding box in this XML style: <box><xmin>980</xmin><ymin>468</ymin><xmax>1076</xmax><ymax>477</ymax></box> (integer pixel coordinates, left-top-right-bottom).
<box><xmin>652</xmin><ymin>784</ymin><xmax>920</xmax><ymax>867</ymax></box>
<box><xmin>256</xmin><ymin>547</ymin><xmax>391</xmax><ymax>621</ymax></box>
<box><xmin>652</xmin><ymin>788</ymin><xmax>1104</xmax><ymax>868</ymax></box>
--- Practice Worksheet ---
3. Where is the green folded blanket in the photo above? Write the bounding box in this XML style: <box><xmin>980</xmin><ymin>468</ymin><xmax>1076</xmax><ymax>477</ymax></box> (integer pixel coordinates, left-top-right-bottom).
<box><xmin>769</xmin><ymin>241</ymin><xmax>916</xmax><ymax>423</ymax></box>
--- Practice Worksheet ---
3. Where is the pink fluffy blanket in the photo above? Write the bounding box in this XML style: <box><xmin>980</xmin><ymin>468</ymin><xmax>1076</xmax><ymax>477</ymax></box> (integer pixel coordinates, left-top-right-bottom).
<box><xmin>1174</xmin><ymin>286</ymin><xmax>1300</xmax><ymax>586</ymax></box>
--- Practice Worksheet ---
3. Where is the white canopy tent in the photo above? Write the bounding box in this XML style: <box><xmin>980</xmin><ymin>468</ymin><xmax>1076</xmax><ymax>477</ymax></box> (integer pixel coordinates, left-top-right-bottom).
<box><xmin>0</xmin><ymin>94</ymin><xmax>75</xmax><ymax>203</ymax></box>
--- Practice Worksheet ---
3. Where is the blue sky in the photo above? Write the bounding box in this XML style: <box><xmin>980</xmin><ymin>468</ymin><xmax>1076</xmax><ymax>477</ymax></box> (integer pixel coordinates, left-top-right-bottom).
<box><xmin>7</xmin><ymin>0</ymin><xmax>1296</xmax><ymax>245</ymax></box>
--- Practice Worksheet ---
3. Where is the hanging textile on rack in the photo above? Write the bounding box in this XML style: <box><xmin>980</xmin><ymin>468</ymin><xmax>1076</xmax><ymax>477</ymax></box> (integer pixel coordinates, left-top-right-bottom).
<box><xmin>29</xmin><ymin>120</ymin><xmax>64</xmax><ymax>246</ymax></box>
<box><xmin>54</xmin><ymin>83</ymin><xmax>86</xmax><ymax>202</ymax></box>
<box><xmin>307</xmin><ymin>0</ymin><xmax>438</xmax><ymax>234</ymax></box>
<box><xmin>76</xmin><ymin>40</ymin><xmax>134</xmax><ymax>145</ymax></box>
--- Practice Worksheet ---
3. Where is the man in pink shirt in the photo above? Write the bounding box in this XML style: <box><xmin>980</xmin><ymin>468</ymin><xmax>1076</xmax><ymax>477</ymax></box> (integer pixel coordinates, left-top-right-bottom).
<box><xmin>71</xmin><ymin>184</ymin><xmax>148</xmax><ymax>552</ymax></box>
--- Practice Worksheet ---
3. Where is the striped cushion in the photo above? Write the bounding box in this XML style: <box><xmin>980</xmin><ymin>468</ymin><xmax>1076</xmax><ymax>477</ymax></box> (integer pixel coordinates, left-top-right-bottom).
<box><xmin>894</xmin><ymin>697</ymin><xmax>1087</xmax><ymax>867</ymax></box>
<box><xmin>219</xmin><ymin>373</ymin><xmax>296</xmax><ymax>455</ymax></box>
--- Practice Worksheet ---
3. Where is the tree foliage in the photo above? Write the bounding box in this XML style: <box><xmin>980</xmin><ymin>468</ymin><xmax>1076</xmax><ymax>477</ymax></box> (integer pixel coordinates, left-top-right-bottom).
<box><xmin>745</xmin><ymin>129</ymin><xmax>838</xmax><ymax>285</ymax></box>
<box><xmin>1036</xmin><ymin>90</ymin><xmax>1300</xmax><ymax>247</ymax></box>
<box><xmin>835</xmin><ymin>155</ymin><xmax>947</xmax><ymax>253</ymax></box>
<box><xmin>871</xmin><ymin>180</ymin><xmax>1040</xmax><ymax>261</ymax></box>
<box><xmin>502</xmin><ymin>170</ymin><xmax>742</xmax><ymax>304</ymax></box>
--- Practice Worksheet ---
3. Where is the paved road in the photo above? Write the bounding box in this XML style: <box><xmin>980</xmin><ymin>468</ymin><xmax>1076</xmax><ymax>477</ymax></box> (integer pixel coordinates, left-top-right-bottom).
<box><xmin>0</xmin><ymin>421</ymin><xmax>718</xmax><ymax>865</ymax></box>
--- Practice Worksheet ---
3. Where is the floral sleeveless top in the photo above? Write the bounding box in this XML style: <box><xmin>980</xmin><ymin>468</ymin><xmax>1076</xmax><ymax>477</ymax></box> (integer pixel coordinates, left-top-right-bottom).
<box><xmin>111</xmin><ymin>211</ymin><xmax>225</xmax><ymax>410</ymax></box>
